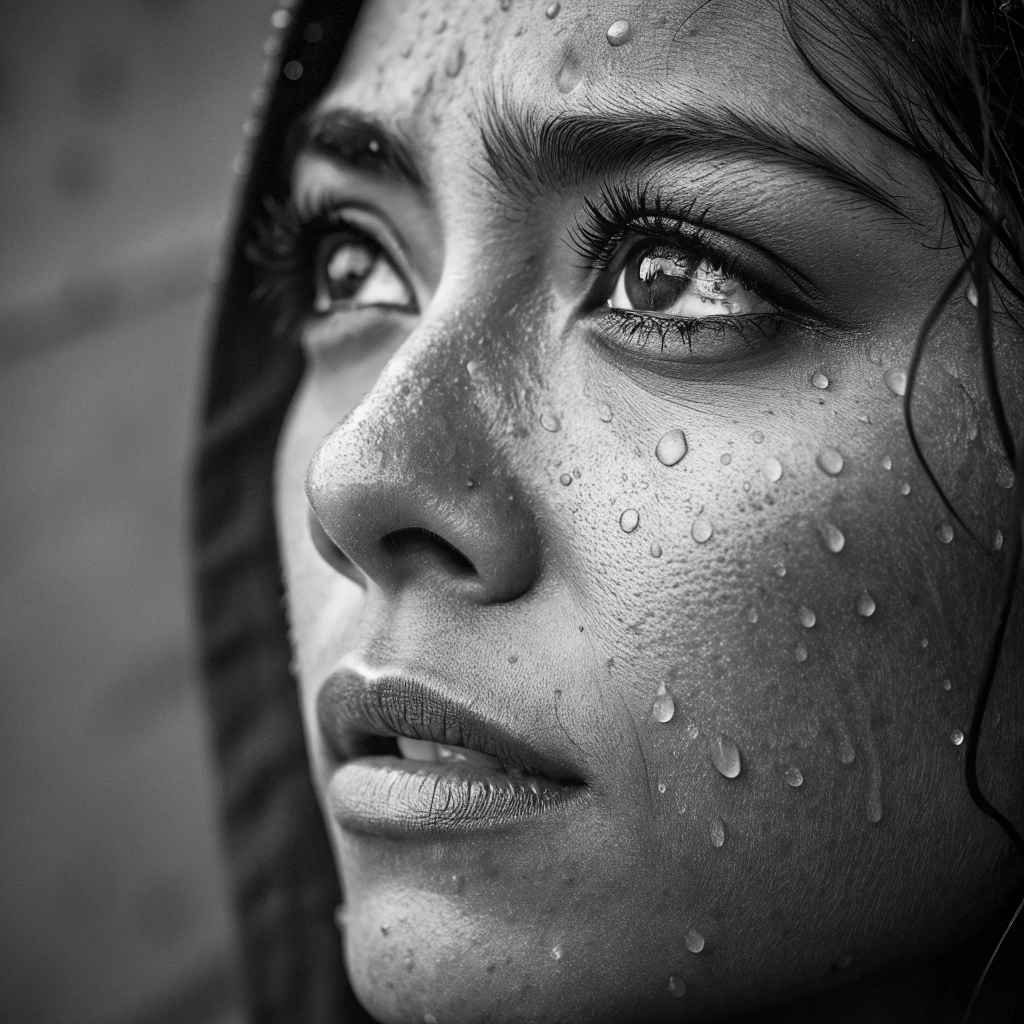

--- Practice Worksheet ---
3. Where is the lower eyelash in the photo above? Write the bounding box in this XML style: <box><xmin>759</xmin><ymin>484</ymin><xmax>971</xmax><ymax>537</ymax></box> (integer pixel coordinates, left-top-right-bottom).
<box><xmin>605</xmin><ymin>308</ymin><xmax>784</xmax><ymax>354</ymax></box>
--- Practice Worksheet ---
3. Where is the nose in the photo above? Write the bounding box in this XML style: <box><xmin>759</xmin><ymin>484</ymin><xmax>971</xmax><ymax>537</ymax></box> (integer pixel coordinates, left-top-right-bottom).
<box><xmin>304</xmin><ymin>335</ymin><xmax>542</xmax><ymax>605</ymax></box>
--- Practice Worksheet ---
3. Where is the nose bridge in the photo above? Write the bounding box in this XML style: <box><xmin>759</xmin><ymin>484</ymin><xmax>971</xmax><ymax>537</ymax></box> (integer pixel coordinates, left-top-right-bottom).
<box><xmin>305</xmin><ymin>312</ymin><xmax>542</xmax><ymax>604</ymax></box>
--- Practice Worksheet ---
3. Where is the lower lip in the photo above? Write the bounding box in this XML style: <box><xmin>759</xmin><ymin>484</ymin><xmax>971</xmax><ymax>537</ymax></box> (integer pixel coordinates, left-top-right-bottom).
<box><xmin>327</xmin><ymin>756</ymin><xmax>583</xmax><ymax>837</ymax></box>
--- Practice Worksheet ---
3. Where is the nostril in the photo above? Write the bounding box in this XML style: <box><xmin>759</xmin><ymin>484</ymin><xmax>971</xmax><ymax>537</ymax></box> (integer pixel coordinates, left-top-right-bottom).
<box><xmin>383</xmin><ymin>528</ymin><xmax>477</xmax><ymax>575</ymax></box>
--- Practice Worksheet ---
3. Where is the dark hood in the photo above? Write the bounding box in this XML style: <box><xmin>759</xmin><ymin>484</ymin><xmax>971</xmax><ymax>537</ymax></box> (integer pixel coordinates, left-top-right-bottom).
<box><xmin>191</xmin><ymin>3</ymin><xmax>373</xmax><ymax>1021</ymax></box>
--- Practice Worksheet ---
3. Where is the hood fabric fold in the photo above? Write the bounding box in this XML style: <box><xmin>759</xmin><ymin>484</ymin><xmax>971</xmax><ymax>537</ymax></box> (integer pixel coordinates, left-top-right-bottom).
<box><xmin>192</xmin><ymin>3</ymin><xmax>373</xmax><ymax>1021</ymax></box>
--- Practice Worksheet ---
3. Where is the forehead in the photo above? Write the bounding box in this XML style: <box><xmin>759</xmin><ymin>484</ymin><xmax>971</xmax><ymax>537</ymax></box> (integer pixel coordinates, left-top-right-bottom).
<box><xmin>316</xmin><ymin>0</ymin><xmax>908</xmax><ymax>195</ymax></box>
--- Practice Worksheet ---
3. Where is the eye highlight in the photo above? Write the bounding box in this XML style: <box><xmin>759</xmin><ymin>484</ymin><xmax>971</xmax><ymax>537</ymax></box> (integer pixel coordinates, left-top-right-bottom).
<box><xmin>608</xmin><ymin>245</ymin><xmax>776</xmax><ymax>319</ymax></box>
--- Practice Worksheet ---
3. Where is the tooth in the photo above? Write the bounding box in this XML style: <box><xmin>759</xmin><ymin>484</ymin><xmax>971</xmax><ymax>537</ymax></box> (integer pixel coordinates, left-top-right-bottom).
<box><xmin>436</xmin><ymin>743</ymin><xmax>504</xmax><ymax>771</ymax></box>
<box><xmin>397</xmin><ymin>737</ymin><xmax>439</xmax><ymax>762</ymax></box>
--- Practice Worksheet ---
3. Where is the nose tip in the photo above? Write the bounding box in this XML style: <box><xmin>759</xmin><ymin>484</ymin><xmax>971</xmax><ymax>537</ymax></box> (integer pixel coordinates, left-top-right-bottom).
<box><xmin>305</xmin><ymin>427</ymin><xmax>541</xmax><ymax>605</ymax></box>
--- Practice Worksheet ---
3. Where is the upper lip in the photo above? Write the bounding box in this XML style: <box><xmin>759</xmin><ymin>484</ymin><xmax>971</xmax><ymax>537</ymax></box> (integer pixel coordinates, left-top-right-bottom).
<box><xmin>317</xmin><ymin>667</ymin><xmax>585</xmax><ymax>784</ymax></box>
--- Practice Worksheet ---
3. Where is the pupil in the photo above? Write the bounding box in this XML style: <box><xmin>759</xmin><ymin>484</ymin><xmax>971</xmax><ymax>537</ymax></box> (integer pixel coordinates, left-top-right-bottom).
<box><xmin>324</xmin><ymin>240</ymin><xmax>375</xmax><ymax>300</ymax></box>
<box><xmin>625</xmin><ymin>250</ymin><xmax>694</xmax><ymax>313</ymax></box>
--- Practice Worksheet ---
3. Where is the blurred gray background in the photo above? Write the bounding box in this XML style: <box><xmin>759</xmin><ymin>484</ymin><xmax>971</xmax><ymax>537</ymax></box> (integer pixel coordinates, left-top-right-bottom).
<box><xmin>0</xmin><ymin>2</ymin><xmax>284</xmax><ymax>1021</ymax></box>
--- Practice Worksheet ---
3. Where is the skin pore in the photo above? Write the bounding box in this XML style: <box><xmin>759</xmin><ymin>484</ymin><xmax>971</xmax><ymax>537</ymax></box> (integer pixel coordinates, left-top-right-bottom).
<box><xmin>271</xmin><ymin>1</ymin><xmax>1024</xmax><ymax>1021</ymax></box>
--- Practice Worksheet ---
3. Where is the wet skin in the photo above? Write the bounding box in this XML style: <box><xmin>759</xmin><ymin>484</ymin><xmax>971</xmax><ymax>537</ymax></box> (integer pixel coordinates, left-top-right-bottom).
<box><xmin>272</xmin><ymin>1</ymin><xmax>1024</xmax><ymax>1021</ymax></box>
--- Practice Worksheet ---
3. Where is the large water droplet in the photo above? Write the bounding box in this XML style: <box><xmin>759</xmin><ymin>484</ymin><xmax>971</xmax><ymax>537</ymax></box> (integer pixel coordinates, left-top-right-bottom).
<box><xmin>819</xmin><ymin>521</ymin><xmax>845</xmax><ymax>553</ymax></box>
<box><xmin>652</xmin><ymin>682</ymin><xmax>675</xmax><ymax>723</ymax></box>
<box><xmin>785</xmin><ymin>766</ymin><xmax>804</xmax><ymax>787</ymax></box>
<box><xmin>606</xmin><ymin>19</ymin><xmax>632</xmax><ymax>45</ymax></box>
<box><xmin>444</xmin><ymin>43</ymin><xmax>465</xmax><ymax>77</ymax></box>
<box><xmin>710</xmin><ymin>817</ymin><xmax>726</xmax><ymax>847</ymax></box>
<box><xmin>545</xmin><ymin>1</ymin><xmax>561</xmax><ymax>16</ymax></box>
<box><xmin>881</xmin><ymin>455</ymin><xmax>892</xmax><ymax>471</ymax></box>
<box><xmin>656</xmin><ymin>428</ymin><xmax>688</xmax><ymax>466</ymax></box>
<box><xmin>951</xmin><ymin>728</ymin><xmax>964</xmax><ymax>746</ymax></box>
<box><xmin>937</xmin><ymin>522</ymin><xmax>954</xmax><ymax>544</ymax></box>
<box><xmin>811</xmin><ymin>372</ymin><xmax>829</xmax><ymax>389</ymax></box>
<box><xmin>559</xmin><ymin>473</ymin><xmax>572</xmax><ymax>486</ymax></box>
<box><xmin>596</xmin><ymin>401</ymin><xmax>613</xmax><ymax>422</ymax></box>
<box><xmin>684</xmin><ymin>929</ymin><xmax>705</xmax><ymax>953</ymax></box>
<box><xmin>884</xmin><ymin>367</ymin><xmax>908</xmax><ymax>397</ymax></box>
<box><xmin>797</xmin><ymin>606</ymin><xmax>817</xmax><ymax>628</ymax></box>
<box><xmin>710</xmin><ymin>734</ymin><xmax>742</xmax><ymax>778</ymax></box>
<box><xmin>650</xmin><ymin>542</ymin><xmax>663</xmax><ymax>558</ymax></box>
<box><xmin>816</xmin><ymin>448</ymin><xmax>844</xmax><ymax>475</ymax></box>
<box><xmin>691</xmin><ymin>517</ymin><xmax>713</xmax><ymax>544</ymax></box>
<box><xmin>765</xmin><ymin>457</ymin><xmax>783</xmax><ymax>482</ymax></box>
<box><xmin>795</xmin><ymin>644</ymin><xmax>808</xmax><ymax>663</ymax></box>
<box><xmin>620</xmin><ymin>508</ymin><xmax>640</xmax><ymax>533</ymax></box>
<box><xmin>540</xmin><ymin>411</ymin><xmax>561</xmax><ymax>432</ymax></box>
<box><xmin>966</xmin><ymin>281</ymin><xmax>979</xmax><ymax>307</ymax></box>
<box><xmin>857</xmin><ymin>591</ymin><xmax>876</xmax><ymax>617</ymax></box>
<box><xmin>668</xmin><ymin>976</ymin><xmax>687</xmax><ymax>998</ymax></box>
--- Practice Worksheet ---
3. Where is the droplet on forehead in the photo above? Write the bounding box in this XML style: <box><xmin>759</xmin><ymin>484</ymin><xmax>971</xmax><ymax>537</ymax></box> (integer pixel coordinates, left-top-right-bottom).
<box><xmin>785</xmin><ymin>766</ymin><xmax>804</xmax><ymax>787</ymax></box>
<box><xmin>753</xmin><ymin>430</ymin><xmax>765</xmax><ymax>443</ymax></box>
<box><xmin>685</xmin><ymin>929</ymin><xmax>705</xmax><ymax>953</ymax></box>
<box><xmin>811</xmin><ymin>372</ymin><xmax>829</xmax><ymax>389</ymax></box>
<box><xmin>710</xmin><ymin>734</ymin><xmax>742</xmax><ymax>778</ymax></box>
<box><xmin>764</xmin><ymin>457</ymin><xmax>783</xmax><ymax>482</ymax></box>
<box><xmin>857</xmin><ymin>591</ymin><xmax>877</xmax><ymax>617</ymax></box>
<box><xmin>884</xmin><ymin>367</ymin><xmax>908</xmax><ymax>397</ymax></box>
<box><xmin>620</xmin><ymin>508</ymin><xmax>640</xmax><ymax>533</ymax></box>
<box><xmin>691</xmin><ymin>517</ymin><xmax>713</xmax><ymax>544</ymax></box>
<box><xmin>721</xmin><ymin>452</ymin><xmax>732</xmax><ymax>465</ymax></box>
<box><xmin>606</xmin><ymin>19</ymin><xmax>633</xmax><ymax>45</ymax></box>
<box><xmin>816</xmin><ymin>448</ymin><xmax>844</xmax><ymax>475</ymax></box>
<box><xmin>819</xmin><ymin>521</ymin><xmax>845</xmax><ymax>553</ymax></box>
<box><xmin>951</xmin><ymin>729</ymin><xmax>964</xmax><ymax>746</ymax></box>
<box><xmin>797</xmin><ymin>606</ymin><xmax>816</xmax><ymax>628</ymax></box>
<box><xmin>656</xmin><ymin>428</ymin><xmax>688</xmax><ymax>466</ymax></box>
<box><xmin>937</xmin><ymin>522</ymin><xmax>954</xmax><ymax>544</ymax></box>
<box><xmin>555</xmin><ymin>57</ymin><xmax>582</xmax><ymax>93</ymax></box>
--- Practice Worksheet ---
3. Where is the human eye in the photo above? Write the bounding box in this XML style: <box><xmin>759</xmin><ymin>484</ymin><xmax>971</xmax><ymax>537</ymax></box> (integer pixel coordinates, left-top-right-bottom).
<box><xmin>572</xmin><ymin>184</ymin><xmax>807</xmax><ymax>362</ymax></box>
<box><xmin>249</xmin><ymin>194</ymin><xmax>417</xmax><ymax>351</ymax></box>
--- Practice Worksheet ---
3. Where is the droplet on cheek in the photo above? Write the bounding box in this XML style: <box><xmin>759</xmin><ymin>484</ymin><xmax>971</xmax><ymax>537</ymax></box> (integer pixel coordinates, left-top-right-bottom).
<box><xmin>652</xmin><ymin>682</ymin><xmax>675</xmax><ymax>723</ymax></box>
<box><xmin>811</xmin><ymin>372</ymin><xmax>830</xmax><ymax>389</ymax></box>
<box><xmin>606</xmin><ymin>19</ymin><xmax>633</xmax><ymax>45</ymax></box>
<box><xmin>765</xmin><ymin>457</ymin><xmax>783</xmax><ymax>482</ymax></box>
<box><xmin>857</xmin><ymin>591</ymin><xmax>877</xmax><ymax>617</ymax></box>
<box><xmin>656</xmin><ymin>428</ymin><xmax>689</xmax><ymax>466</ymax></box>
<box><xmin>721</xmin><ymin>452</ymin><xmax>732</xmax><ymax>465</ymax></box>
<box><xmin>540</xmin><ymin>411</ymin><xmax>561</xmax><ymax>432</ymax></box>
<box><xmin>797</xmin><ymin>606</ymin><xmax>816</xmax><ymax>628</ymax></box>
<box><xmin>710</xmin><ymin>734</ymin><xmax>742</xmax><ymax>778</ymax></box>
<box><xmin>884</xmin><ymin>367</ymin><xmax>908</xmax><ymax>397</ymax></box>
<box><xmin>691</xmin><ymin>517</ymin><xmax>713</xmax><ymax>544</ymax></box>
<box><xmin>649</xmin><ymin>542</ymin><xmax>663</xmax><ymax>558</ymax></box>
<box><xmin>816</xmin><ymin>448</ymin><xmax>844</xmax><ymax>476</ymax></box>
<box><xmin>784</xmin><ymin>766</ymin><xmax>804</xmax><ymax>787</ymax></box>
<box><xmin>546</xmin><ymin>1</ymin><xmax>561</xmax><ymax>17</ymax></box>
<box><xmin>819</xmin><ymin>522</ymin><xmax>845</xmax><ymax>553</ymax></box>
<box><xmin>937</xmin><ymin>522</ymin><xmax>954</xmax><ymax>544</ymax></box>
<box><xmin>559</xmin><ymin>473</ymin><xmax>572</xmax><ymax>486</ymax></box>
<box><xmin>710</xmin><ymin>817</ymin><xmax>726</xmax><ymax>847</ymax></box>
<box><xmin>753</xmin><ymin>430</ymin><xmax>765</xmax><ymax>444</ymax></box>
<box><xmin>684</xmin><ymin>929</ymin><xmax>705</xmax><ymax>953</ymax></box>
<box><xmin>795</xmin><ymin>643</ymin><xmax>808</xmax><ymax>663</ymax></box>
<box><xmin>951</xmin><ymin>729</ymin><xmax>964</xmax><ymax>746</ymax></box>
<box><xmin>620</xmin><ymin>508</ymin><xmax>640</xmax><ymax>533</ymax></box>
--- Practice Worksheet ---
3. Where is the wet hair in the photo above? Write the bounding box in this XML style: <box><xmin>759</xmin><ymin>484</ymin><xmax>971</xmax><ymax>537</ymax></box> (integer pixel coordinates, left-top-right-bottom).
<box><xmin>780</xmin><ymin>1</ymin><xmax>1024</xmax><ymax>1017</ymax></box>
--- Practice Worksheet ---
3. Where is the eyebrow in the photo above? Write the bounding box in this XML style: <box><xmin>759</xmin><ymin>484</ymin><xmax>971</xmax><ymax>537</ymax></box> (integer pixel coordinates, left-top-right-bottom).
<box><xmin>289</xmin><ymin>107</ymin><xmax>424</xmax><ymax>188</ymax></box>
<box><xmin>473</xmin><ymin>89</ymin><xmax>909</xmax><ymax>220</ymax></box>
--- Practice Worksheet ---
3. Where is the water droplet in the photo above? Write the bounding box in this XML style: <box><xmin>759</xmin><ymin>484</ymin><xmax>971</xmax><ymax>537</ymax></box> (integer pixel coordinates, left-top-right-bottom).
<box><xmin>866</xmin><ymin>796</ymin><xmax>883</xmax><ymax>823</ymax></box>
<box><xmin>559</xmin><ymin>473</ymin><xmax>572</xmax><ymax>486</ymax></box>
<box><xmin>857</xmin><ymin>591</ymin><xmax>877</xmax><ymax>617</ymax></box>
<box><xmin>785</xmin><ymin>766</ymin><xmax>804</xmax><ymax>787</ymax></box>
<box><xmin>540</xmin><ymin>411</ymin><xmax>561</xmax><ymax>432</ymax></box>
<box><xmin>942</xmin><ymin>678</ymin><xmax>952</xmax><ymax>691</ymax></box>
<box><xmin>753</xmin><ymin>430</ymin><xmax>765</xmax><ymax>443</ymax></box>
<box><xmin>816</xmin><ymin>448</ymin><xmax>844</xmax><ymax>475</ymax></box>
<box><xmin>797</xmin><ymin>606</ymin><xmax>817</xmax><ymax>628</ymax></box>
<box><xmin>795</xmin><ymin>643</ymin><xmax>808</xmax><ymax>663</ymax></box>
<box><xmin>466</xmin><ymin>359</ymin><xmax>485</xmax><ymax>379</ymax></box>
<box><xmin>720</xmin><ymin>452</ymin><xmax>732</xmax><ymax>465</ymax></box>
<box><xmin>819</xmin><ymin>521</ymin><xmax>845</xmax><ymax>553</ymax></box>
<box><xmin>884</xmin><ymin>367</ymin><xmax>908</xmax><ymax>397</ymax></box>
<box><xmin>691</xmin><ymin>517</ymin><xmax>713</xmax><ymax>544</ymax></box>
<box><xmin>546</xmin><ymin>1</ymin><xmax>561</xmax><ymax>16</ymax></box>
<box><xmin>775</xmin><ymin>562</ymin><xmax>787</xmax><ymax>578</ymax></box>
<box><xmin>620</xmin><ymin>508</ymin><xmax>640</xmax><ymax>533</ymax></box>
<box><xmin>811</xmin><ymin>372</ymin><xmax>829</xmax><ymax>389</ymax></box>
<box><xmin>996</xmin><ymin>464</ymin><xmax>1015</xmax><ymax>489</ymax></box>
<box><xmin>684</xmin><ymin>929</ymin><xmax>705</xmax><ymax>953</ymax></box>
<box><xmin>656</xmin><ymin>428</ymin><xmax>688</xmax><ymax>466</ymax></box>
<box><xmin>881</xmin><ymin>455</ymin><xmax>892</xmax><ymax>471</ymax></box>
<box><xmin>765</xmin><ymin>457</ymin><xmax>783</xmax><ymax>482</ymax></box>
<box><xmin>465</xmin><ymin>478</ymin><xmax>476</xmax><ymax>489</ymax></box>
<box><xmin>424</xmin><ymin>1015</ymin><xmax>438</xmax><ymax>1024</ymax></box>
<box><xmin>900</xmin><ymin>482</ymin><xmax>911</xmax><ymax>496</ymax></box>
<box><xmin>687</xmin><ymin>723</ymin><xmax>699</xmax><ymax>741</ymax></box>
<box><xmin>951</xmin><ymin>729</ymin><xmax>964</xmax><ymax>746</ymax></box>
<box><xmin>606</xmin><ymin>19</ymin><xmax>633</xmax><ymax>45</ymax></box>
<box><xmin>937</xmin><ymin>522</ymin><xmax>954</xmax><ymax>544</ymax></box>
<box><xmin>380</xmin><ymin>922</ymin><xmax>390</xmax><ymax>935</ymax></box>
<box><xmin>657</xmin><ymin>782</ymin><xmax>666</xmax><ymax>794</ymax></box>
<box><xmin>652</xmin><ymin>682</ymin><xmax>675</xmax><ymax>723</ymax></box>
<box><xmin>597</xmin><ymin>401</ymin><xmax>613</xmax><ymax>422</ymax></box>
<box><xmin>710</xmin><ymin>734</ymin><xmax>742</xmax><ymax>778</ymax></box>
<box><xmin>857</xmin><ymin>412</ymin><xmax>871</xmax><ymax>424</ymax></box>
<box><xmin>668</xmin><ymin>975</ymin><xmax>687</xmax><ymax>997</ymax></box>
<box><xmin>650</xmin><ymin>542</ymin><xmax>663</xmax><ymax>558</ymax></box>
<box><xmin>444</xmin><ymin>44</ymin><xmax>465</xmax><ymax>76</ymax></box>
<box><xmin>994</xmin><ymin>529</ymin><xmax>1004</xmax><ymax>551</ymax></box>
<box><xmin>551</xmin><ymin>945</ymin><xmax>563</xmax><ymax>960</ymax></box>
<box><xmin>746</xmin><ymin>606</ymin><xmax>759</xmax><ymax>624</ymax></box>
<box><xmin>920</xmin><ymin>637</ymin><xmax>929</xmax><ymax>649</ymax></box>
<box><xmin>710</xmin><ymin>817</ymin><xmax>726</xmax><ymax>847</ymax></box>
<box><xmin>966</xmin><ymin>282</ymin><xmax>979</xmax><ymax>307</ymax></box>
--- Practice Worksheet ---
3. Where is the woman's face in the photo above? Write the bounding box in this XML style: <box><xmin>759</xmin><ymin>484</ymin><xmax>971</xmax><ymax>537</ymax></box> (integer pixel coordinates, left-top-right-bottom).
<box><xmin>273</xmin><ymin>1</ymin><xmax>1023</xmax><ymax>1021</ymax></box>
